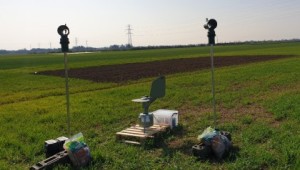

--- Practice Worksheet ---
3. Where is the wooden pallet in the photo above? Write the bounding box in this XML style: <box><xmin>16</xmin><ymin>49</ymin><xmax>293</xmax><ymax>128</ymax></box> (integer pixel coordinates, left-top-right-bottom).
<box><xmin>116</xmin><ymin>124</ymin><xmax>170</xmax><ymax>145</ymax></box>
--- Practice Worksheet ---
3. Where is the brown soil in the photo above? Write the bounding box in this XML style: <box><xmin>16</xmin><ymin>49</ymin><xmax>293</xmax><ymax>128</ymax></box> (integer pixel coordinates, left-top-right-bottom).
<box><xmin>38</xmin><ymin>55</ymin><xmax>291</xmax><ymax>83</ymax></box>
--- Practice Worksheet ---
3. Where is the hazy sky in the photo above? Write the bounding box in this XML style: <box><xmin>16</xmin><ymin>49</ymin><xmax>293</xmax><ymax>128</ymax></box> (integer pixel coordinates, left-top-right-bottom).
<box><xmin>1</xmin><ymin>0</ymin><xmax>300</xmax><ymax>50</ymax></box>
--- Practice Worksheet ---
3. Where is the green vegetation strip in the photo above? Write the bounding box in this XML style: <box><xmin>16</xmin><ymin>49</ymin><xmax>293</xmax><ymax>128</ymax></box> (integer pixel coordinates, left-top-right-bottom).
<box><xmin>0</xmin><ymin>42</ymin><xmax>299</xmax><ymax>169</ymax></box>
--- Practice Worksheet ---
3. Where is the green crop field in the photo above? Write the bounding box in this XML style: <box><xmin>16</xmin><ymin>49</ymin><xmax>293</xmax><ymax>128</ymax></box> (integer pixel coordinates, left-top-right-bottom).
<box><xmin>0</xmin><ymin>42</ymin><xmax>300</xmax><ymax>169</ymax></box>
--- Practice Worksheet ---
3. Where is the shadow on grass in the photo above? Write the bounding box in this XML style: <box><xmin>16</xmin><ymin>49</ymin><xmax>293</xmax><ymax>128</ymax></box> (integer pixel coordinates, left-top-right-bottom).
<box><xmin>153</xmin><ymin>125</ymin><xmax>240</xmax><ymax>164</ymax></box>
<box><xmin>153</xmin><ymin>125</ymin><xmax>194</xmax><ymax>156</ymax></box>
<box><xmin>194</xmin><ymin>145</ymin><xmax>240</xmax><ymax>163</ymax></box>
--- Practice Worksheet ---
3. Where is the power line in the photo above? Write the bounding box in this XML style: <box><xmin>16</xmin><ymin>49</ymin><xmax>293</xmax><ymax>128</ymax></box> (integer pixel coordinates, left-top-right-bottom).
<box><xmin>126</xmin><ymin>24</ymin><xmax>133</xmax><ymax>47</ymax></box>
<box><xmin>86</xmin><ymin>40</ymin><xmax>88</xmax><ymax>52</ymax></box>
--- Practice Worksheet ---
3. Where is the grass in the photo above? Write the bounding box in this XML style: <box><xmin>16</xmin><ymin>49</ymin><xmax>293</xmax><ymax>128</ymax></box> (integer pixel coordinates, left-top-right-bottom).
<box><xmin>0</xmin><ymin>42</ymin><xmax>300</xmax><ymax>169</ymax></box>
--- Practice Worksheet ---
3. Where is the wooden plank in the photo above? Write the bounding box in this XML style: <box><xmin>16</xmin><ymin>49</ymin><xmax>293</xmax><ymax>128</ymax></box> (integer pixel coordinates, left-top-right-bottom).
<box><xmin>116</xmin><ymin>132</ymin><xmax>150</xmax><ymax>138</ymax></box>
<box><xmin>121</xmin><ymin>130</ymin><xmax>153</xmax><ymax>136</ymax></box>
<box><xmin>122</xmin><ymin>128</ymin><xmax>156</xmax><ymax>133</ymax></box>
<box><xmin>116</xmin><ymin>132</ymin><xmax>146</xmax><ymax>137</ymax></box>
<box><xmin>133</xmin><ymin>127</ymin><xmax>162</xmax><ymax>133</ymax></box>
<box><xmin>123</xmin><ymin>128</ymin><xmax>160</xmax><ymax>135</ymax></box>
<box><xmin>123</xmin><ymin>140</ymin><xmax>141</xmax><ymax>145</ymax></box>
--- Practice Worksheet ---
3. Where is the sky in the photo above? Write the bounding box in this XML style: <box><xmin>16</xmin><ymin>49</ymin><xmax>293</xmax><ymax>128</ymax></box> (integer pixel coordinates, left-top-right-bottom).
<box><xmin>0</xmin><ymin>0</ymin><xmax>300</xmax><ymax>50</ymax></box>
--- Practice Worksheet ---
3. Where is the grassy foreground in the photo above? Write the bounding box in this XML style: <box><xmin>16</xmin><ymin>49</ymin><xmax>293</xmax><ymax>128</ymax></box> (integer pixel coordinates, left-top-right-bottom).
<box><xmin>0</xmin><ymin>42</ymin><xmax>300</xmax><ymax>169</ymax></box>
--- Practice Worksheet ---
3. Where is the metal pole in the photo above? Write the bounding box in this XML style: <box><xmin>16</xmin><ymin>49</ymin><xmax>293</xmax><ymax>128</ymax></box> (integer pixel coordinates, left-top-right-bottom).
<box><xmin>143</xmin><ymin>116</ymin><xmax>146</xmax><ymax>134</ymax></box>
<box><xmin>210</xmin><ymin>44</ymin><xmax>217</xmax><ymax>128</ymax></box>
<box><xmin>64</xmin><ymin>52</ymin><xmax>70</xmax><ymax>136</ymax></box>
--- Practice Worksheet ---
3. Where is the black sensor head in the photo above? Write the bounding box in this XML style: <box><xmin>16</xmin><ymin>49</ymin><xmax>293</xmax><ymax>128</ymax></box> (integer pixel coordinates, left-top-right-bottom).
<box><xmin>204</xmin><ymin>19</ymin><xmax>217</xmax><ymax>30</ymax></box>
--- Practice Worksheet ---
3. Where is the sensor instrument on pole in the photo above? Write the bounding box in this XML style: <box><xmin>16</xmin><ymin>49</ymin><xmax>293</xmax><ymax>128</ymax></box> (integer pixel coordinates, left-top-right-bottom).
<box><xmin>204</xmin><ymin>18</ymin><xmax>217</xmax><ymax>128</ymax></box>
<box><xmin>57</xmin><ymin>24</ymin><xmax>71</xmax><ymax>136</ymax></box>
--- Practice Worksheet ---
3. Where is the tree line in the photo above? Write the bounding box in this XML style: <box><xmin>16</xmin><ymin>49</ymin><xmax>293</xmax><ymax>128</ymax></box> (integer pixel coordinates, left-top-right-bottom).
<box><xmin>1</xmin><ymin>39</ymin><xmax>299</xmax><ymax>55</ymax></box>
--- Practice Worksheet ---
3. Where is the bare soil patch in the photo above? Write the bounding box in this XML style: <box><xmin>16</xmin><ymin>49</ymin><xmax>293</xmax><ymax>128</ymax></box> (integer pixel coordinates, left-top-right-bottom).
<box><xmin>38</xmin><ymin>55</ymin><xmax>291</xmax><ymax>83</ymax></box>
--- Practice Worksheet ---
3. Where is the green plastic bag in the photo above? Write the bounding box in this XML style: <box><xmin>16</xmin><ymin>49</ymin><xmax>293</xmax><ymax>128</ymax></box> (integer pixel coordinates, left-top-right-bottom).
<box><xmin>63</xmin><ymin>132</ymin><xmax>92</xmax><ymax>167</ymax></box>
<box><xmin>197</xmin><ymin>126</ymin><xmax>219</xmax><ymax>145</ymax></box>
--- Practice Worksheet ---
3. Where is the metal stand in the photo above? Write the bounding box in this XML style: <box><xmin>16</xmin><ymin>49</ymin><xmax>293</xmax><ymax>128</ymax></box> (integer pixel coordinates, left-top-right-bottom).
<box><xmin>132</xmin><ymin>76</ymin><xmax>166</xmax><ymax>134</ymax></box>
<box><xmin>58</xmin><ymin>24</ymin><xmax>71</xmax><ymax>136</ymax></box>
<box><xmin>210</xmin><ymin>44</ymin><xmax>217</xmax><ymax>128</ymax></box>
<box><xmin>64</xmin><ymin>52</ymin><xmax>70</xmax><ymax>136</ymax></box>
<box><xmin>204</xmin><ymin>18</ymin><xmax>218</xmax><ymax>128</ymax></box>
